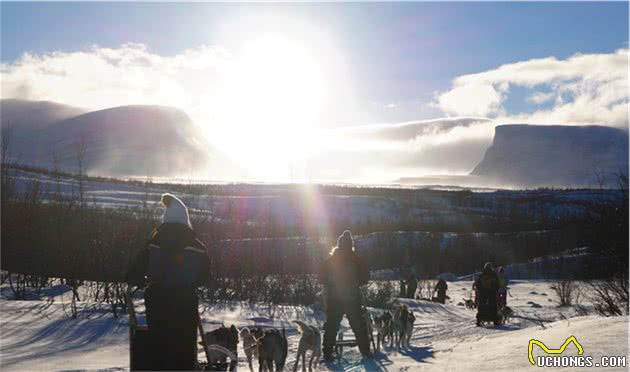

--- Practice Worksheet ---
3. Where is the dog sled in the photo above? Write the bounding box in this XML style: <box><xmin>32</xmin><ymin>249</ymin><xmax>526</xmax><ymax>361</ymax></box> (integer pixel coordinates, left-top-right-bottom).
<box><xmin>125</xmin><ymin>289</ymin><xmax>238</xmax><ymax>371</ymax></box>
<box><xmin>126</xmin><ymin>290</ymin><xmax>151</xmax><ymax>371</ymax></box>
<box><xmin>334</xmin><ymin>306</ymin><xmax>376</xmax><ymax>360</ymax></box>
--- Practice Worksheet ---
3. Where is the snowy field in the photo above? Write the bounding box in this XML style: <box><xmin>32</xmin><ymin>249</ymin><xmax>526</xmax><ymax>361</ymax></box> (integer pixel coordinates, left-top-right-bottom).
<box><xmin>1</xmin><ymin>280</ymin><xmax>627</xmax><ymax>371</ymax></box>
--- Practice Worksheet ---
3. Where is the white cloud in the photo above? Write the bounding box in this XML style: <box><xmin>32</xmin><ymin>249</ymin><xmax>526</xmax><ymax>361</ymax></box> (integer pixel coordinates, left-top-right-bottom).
<box><xmin>436</xmin><ymin>83</ymin><xmax>505</xmax><ymax>117</ymax></box>
<box><xmin>309</xmin><ymin>117</ymin><xmax>496</xmax><ymax>181</ymax></box>
<box><xmin>0</xmin><ymin>44</ymin><xmax>233</xmax><ymax>128</ymax></box>
<box><xmin>435</xmin><ymin>49</ymin><xmax>629</xmax><ymax>127</ymax></box>
<box><xmin>527</xmin><ymin>91</ymin><xmax>555</xmax><ymax>104</ymax></box>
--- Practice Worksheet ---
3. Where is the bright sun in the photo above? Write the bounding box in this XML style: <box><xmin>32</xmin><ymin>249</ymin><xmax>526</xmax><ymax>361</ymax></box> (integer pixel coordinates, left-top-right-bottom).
<box><xmin>213</xmin><ymin>35</ymin><xmax>327</xmax><ymax>181</ymax></box>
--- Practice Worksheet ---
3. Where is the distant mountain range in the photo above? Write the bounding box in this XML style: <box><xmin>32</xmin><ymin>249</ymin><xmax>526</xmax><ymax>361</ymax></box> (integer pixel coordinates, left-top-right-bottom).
<box><xmin>471</xmin><ymin>124</ymin><xmax>628</xmax><ymax>188</ymax></box>
<box><xmin>3</xmin><ymin>99</ymin><xmax>628</xmax><ymax>187</ymax></box>
<box><xmin>1</xmin><ymin>99</ymin><xmax>211</xmax><ymax>177</ymax></box>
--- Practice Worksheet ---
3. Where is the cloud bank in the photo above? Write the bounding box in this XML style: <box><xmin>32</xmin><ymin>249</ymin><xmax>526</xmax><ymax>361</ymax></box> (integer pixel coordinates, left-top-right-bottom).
<box><xmin>435</xmin><ymin>48</ymin><xmax>629</xmax><ymax>128</ymax></box>
<box><xmin>1</xmin><ymin>45</ymin><xmax>627</xmax><ymax>183</ymax></box>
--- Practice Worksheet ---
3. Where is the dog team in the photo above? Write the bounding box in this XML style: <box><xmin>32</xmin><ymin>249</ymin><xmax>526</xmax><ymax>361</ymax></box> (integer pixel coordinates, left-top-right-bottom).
<box><xmin>202</xmin><ymin>302</ymin><xmax>416</xmax><ymax>371</ymax></box>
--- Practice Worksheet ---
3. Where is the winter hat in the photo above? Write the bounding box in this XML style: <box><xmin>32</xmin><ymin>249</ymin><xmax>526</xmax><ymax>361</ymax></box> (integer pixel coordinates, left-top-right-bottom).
<box><xmin>337</xmin><ymin>230</ymin><xmax>354</xmax><ymax>251</ymax></box>
<box><xmin>161</xmin><ymin>193</ymin><xmax>191</xmax><ymax>227</ymax></box>
<box><xmin>483</xmin><ymin>262</ymin><xmax>493</xmax><ymax>271</ymax></box>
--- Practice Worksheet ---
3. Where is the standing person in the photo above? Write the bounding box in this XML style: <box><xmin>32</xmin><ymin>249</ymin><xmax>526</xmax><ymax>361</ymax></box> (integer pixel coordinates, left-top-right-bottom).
<box><xmin>318</xmin><ymin>230</ymin><xmax>371</xmax><ymax>362</ymax></box>
<box><xmin>399</xmin><ymin>277</ymin><xmax>407</xmax><ymax>298</ymax></box>
<box><xmin>497</xmin><ymin>266</ymin><xmax>508</xmax><ymax>307</ymax></box>
<box><xmin>475</xmin><ymin>262</ymin><xmax>499</xmax><ymax>326</ymax></box>
<box><xmin>127</xmin><ymin>193</ymin><xmax>211</xmax><ymax>370</ymax></box>
<box><xmin>434</xmin><ymin>279</ymin><xmax>448</xmax><ymax>304</ymax></box>
<box><xmin>406</xmin><ymin>274</ymin><xmax>418</xmax><ymax>299</ymax></box>
<box><xmin>472</xmin><ymin>273</ymin><xmax>478</xmax><ymax>307</ymax></box>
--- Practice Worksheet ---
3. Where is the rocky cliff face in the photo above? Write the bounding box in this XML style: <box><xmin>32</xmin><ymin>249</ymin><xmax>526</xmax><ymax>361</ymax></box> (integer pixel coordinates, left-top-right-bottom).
<box><xmin>471</xmin><ymin>124</ymin><xmax>628</xmax><ymax>188</ymax></box>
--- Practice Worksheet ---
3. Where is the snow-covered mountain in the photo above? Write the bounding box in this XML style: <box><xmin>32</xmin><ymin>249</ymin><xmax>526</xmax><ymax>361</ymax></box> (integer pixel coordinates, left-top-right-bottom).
<box><xmin>1</xmin><ymin>100</ymin><xmax>212</xmax><ymax>178</ymax></box>
<box><xmin>471</xmin><ymin>124</ymin><xmax>629</xmax><ymax>188</ymax></box>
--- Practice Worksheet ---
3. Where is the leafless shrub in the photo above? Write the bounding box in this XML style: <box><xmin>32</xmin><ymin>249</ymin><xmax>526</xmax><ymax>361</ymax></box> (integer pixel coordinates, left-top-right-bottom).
<box><xmin>550</xmin><ymin>280</ymin><xmax>580</xmax><ymax>307</ymax></box>
<box><xmin>5</xmin><ymin>273</ymin><xmax>52</xmax><ymax>300</ymax></box>
<box><xmin>586</xmin><ymin>275</ymin><xmax>629</xmax><ymax>316</ymax></box>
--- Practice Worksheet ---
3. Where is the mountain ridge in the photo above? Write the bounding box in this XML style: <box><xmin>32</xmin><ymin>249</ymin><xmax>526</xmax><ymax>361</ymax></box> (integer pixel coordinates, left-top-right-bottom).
<box><xmin>1</xmin><ymin>100</ymin><xmax>212</xmax><ymax>178</ymax></box>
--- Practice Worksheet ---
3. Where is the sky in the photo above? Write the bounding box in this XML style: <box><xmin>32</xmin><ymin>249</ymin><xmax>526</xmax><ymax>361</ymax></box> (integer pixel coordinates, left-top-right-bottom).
<box><xmin>1</xmin><ymin>2</ymin><xmax>628</xmax><ymax>183</ymax></box>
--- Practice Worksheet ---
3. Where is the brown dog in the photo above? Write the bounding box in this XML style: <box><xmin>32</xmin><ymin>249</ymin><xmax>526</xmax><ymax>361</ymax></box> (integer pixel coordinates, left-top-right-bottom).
<box><xmin>373</xmin><ymin>311</ymin><xmax>392</xmax><ymax>351</ymax></box>
<box><xmin>403</xmin><ymin>311</ymin><xmax>416</xmax><ymax>348</ymax></box>
<box><xmin>292</xmin><ymin>321</ymin><xmax>321</xmax><ymax>371</ymax></box>
<box><xmin>240</xmin><ymin>327</ymin><xmax>262</xmax><ymax>372</ymax></box>
<box><xmin>391</xmin><ymin>304</ymin><xmax>409</xmax><ymax>350</ymax></box>
<box><xmin>255</xmin><ymin>328</ymin><xmax>288</xmax><ymax>372</ymax></box>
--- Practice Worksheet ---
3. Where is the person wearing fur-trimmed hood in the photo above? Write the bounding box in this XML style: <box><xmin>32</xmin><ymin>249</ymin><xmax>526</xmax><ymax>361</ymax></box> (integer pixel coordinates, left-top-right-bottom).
<box><xmin>126</xmin><ymin>193</ymin><xmax>211</xmax><ymax>370</ymax></box>
<box><xmin>318</xmin><ymin>230</ymin><xmax>371</xmax><ymax>361</ymax></box>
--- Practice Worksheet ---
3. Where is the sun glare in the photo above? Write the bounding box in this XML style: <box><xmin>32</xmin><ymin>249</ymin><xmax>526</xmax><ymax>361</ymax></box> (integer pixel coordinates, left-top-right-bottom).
<box><xmin>213</xmin><ymin>34</ymin><xmax>327</xmax><ymax>181</ymax></box>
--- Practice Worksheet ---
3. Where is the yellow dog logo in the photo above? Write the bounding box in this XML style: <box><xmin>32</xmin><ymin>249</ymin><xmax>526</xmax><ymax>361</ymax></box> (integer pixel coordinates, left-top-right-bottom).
<box><xmin>528</xmin><ymin>336</ymin><xmax>584</xmax><ymax>365</ymax></box>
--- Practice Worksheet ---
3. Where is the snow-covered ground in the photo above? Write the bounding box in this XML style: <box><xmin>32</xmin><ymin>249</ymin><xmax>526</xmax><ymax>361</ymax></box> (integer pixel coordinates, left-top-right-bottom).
<box><xmin>1</xmin><ymin>280</ymin><xmax>627</xmax><ymax>371</ymax></box>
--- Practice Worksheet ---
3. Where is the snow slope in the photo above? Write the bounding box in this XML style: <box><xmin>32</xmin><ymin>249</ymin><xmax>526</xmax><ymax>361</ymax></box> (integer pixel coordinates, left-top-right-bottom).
<box><xmin>1</xmin><ymin>280</ymin><xmax>627</xmax><ymax>371</ymax></box>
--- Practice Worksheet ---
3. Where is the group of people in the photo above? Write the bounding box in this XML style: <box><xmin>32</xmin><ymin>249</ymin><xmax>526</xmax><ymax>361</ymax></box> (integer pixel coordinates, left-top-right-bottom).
<box><xmin>399</xmin><ymin>275</ymin><xmax>448</xmax><ymax>303</ymax></box>
<box><xmin>126</xmin><ymin>195</ymin><xmax>374</xmax><ymax>369</ymax></box>
<box><xmin>473</xmin><ymin>262</ymin><xmax>509</xmax><ymax>326</ymax></box>
<box><xmin>127</xmin><ymin>193</ymin><xmax>509</xmax><ymax>370</ymax></box>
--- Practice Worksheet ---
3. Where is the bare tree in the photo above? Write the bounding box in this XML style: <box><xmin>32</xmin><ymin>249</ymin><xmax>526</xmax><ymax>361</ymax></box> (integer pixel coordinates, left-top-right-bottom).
<box><xmin>1</xmin><ymin>122</ymin><xmax>17</xmax><ymax>206</ymax></box>
<box><xmin>1</xmin><ymin>122</ymin><xmax>15</xmax><ymax>163</ymax></box>
<box><xmin>74</xmin><ymin>135</ymin><xmax>88</xmax><ymax>207</ymax></box>
<box><xmin>592</xmin><ymin>168</ymin><xmax>606</xmax><ymax>190</ymax></box>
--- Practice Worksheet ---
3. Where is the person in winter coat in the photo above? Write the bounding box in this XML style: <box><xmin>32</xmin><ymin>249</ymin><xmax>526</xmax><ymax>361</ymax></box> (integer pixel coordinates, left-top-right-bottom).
<box><xmin>406</xmin><ymin>274</ymin><xmax>418</xmax><ymax>299</ymax></box>
<box><xmin>497</xmin><ymin>266</ymin><xmax>508</xmax><ymax>307</ymax></box>
<box><xmin>434</xmin><ymin>279</ymin><xmax>448</xmax><ymax>304</ymax></box>
<box><xmin>399</xmin><ymin>277</ymin><xmax>407</xmax><ymax>298</ymax></box>
<box><xmin>127</xmin><ymin>193</ymin><xmax>211</xmax><ymax>370</ymax></box>
<box><xmin>475</xmin><ymin>262</ymin><xmax>499</xmax><ymax>326</ymax></box>
<box><xmin>318</xmin><ymin>230</ymin><xmax>371</xmax><ymax>361</ymax></box>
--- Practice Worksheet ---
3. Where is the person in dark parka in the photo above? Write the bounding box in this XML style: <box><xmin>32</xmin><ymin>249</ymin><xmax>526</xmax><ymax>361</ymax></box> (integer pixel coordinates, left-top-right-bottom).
<box><xmin>318</xmin><ymin>230</ymin><xmax>371</xmax><ymax>361</ymax></box>
<box><xmin>406</xmin><ymin>274</ymin><xmax>418</xmax><ymax>299</ymax></box>
<box><xmin>127</xmin><ymin>193</ymin><xmax>211</xmax><ymax>370</ymax></box>
<box><xmin>434</xmin><ymin>279</ymin><xmax>448</xmax><ymax>304</ymax></box>
<box><xmin>474</xmin><ymin>262</ymin><xmax>499</xmax><ymax>326</ymax></box>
